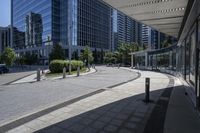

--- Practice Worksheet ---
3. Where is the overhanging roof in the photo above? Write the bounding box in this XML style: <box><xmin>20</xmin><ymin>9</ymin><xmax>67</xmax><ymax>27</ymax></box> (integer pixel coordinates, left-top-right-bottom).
<box><xmin>102</xmin><ymin>0</ymin><xmax>188</xmax><ymax>38</ymax></box>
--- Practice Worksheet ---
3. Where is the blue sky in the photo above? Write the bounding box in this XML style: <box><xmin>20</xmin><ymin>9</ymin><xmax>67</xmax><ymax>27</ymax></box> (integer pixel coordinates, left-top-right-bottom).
<box><xmin>0</xmin><ymin>0</ymin><xmax>10</xmax><ymax>27</ymax></box>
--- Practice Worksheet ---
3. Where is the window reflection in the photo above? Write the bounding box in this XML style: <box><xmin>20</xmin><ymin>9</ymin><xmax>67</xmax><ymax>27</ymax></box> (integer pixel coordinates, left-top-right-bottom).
<box><xmin>190</xmin><ymin>30</ymin><xmax>196</xmax><ymax>86</ymax></box>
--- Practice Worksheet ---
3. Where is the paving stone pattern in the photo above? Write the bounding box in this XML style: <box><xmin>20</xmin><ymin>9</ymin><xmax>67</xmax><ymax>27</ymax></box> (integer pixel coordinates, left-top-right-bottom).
<box><xmin>6</xmin><ymin>69</ymin><xmax>172</xmax><ymax>133</ymax></box>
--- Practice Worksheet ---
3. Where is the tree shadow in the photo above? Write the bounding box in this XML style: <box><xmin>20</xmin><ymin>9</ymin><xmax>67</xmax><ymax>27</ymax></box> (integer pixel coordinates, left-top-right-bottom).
<box><xmin>34</xmin><ymin>86</ymin><xmax>177</xmax><ymax>133</ymax></box>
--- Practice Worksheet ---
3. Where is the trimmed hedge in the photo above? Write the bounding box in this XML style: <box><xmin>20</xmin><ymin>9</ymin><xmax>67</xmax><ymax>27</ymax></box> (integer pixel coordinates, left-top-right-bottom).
<box><xmin>49</xmin><ymin>60</ymin><xmax>84</xmax><ymax>73</ymax></box>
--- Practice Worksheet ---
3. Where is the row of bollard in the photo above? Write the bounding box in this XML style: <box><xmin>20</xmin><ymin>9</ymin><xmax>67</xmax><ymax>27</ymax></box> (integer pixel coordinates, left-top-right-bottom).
<box><xmin>62</xmin><ymin>66</ymin><xmax>80</xmax><ymax>79</ymax></box>
<box><xmin>37</xmin><ymin>67</ymin><xmax>150</xmax><ymax>104</ymax></box>
<box><xmin>36</xmin><ymin>66</ymin><xmax>81</xmax><ymax>82</ymax></box>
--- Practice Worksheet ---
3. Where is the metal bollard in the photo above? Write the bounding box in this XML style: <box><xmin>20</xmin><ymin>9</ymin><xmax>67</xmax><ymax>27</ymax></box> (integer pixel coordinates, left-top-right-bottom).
<box><xmin>68</xmin><ymin>64</ymin><xmax>71</xmax><ymax>75</ymax></box>
<box><xmin>42</xmin><ymin>69</ymin><xmax>44</xmax><ymax>74</ymax></box>
<box><xmin>37</xmin><ymin>68</ymin><xmax>41</xmax><ymax>81</ymax></box>
<box><xmin>88</xmin><ymin>64</ymin><xmax>90</xmax><ymax>71</ymax></box>
<box><xmin>77</xmin><ymin>66</ymin><xmax>80</xmax><ymax>77</ymax></box>
<box><xmin>118</xmin><ymin>64</ymin><xmax>120</xmax><ymax>69</ymax></box>
<box><xmin>145</xmin><ymin>77</ymin><xmax>150</xmax><ymax>103</ymax></box>
<box><xmin>63</xmin><ymin>67</ymin><xmax>66</xmax><ymax>79</ymax></box>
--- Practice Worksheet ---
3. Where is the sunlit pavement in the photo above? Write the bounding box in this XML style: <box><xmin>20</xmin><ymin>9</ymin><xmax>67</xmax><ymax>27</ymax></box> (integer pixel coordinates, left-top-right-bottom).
<box><xmin>2</xmin><ymin>67</ymin><xmax>200</xmax><ymax>133</ymax></box>
<box><xmin>4</xmin><ymin>68</ymin><xmax>170</xmax><ymax>133</ymax></box>
<box><xmin>0</xmin><ymin>66</ymin><xmax>138</xmax><ymax>127</ymax></box>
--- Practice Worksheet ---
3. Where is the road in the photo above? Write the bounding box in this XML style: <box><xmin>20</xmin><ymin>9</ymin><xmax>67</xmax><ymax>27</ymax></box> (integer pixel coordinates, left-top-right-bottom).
<box><xmin>0</xmin><ymin>66</ymin><xmax>138</xmax><ymax>125</ymax></box>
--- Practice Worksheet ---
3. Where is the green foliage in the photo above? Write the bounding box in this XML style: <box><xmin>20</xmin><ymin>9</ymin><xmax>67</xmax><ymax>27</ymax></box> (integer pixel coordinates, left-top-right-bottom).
<box><xmin>0</xmin><ymin>54</ymin><xmax>2</xmax><ymax>64</ymax></box>
<box><xmin>49</xmin><ymin>60</ymin><xmax>84</xmax><ymax>73</ymax></box>
<box><xmin>23</xmin><ymin>53</ymin><xmax>38</xmax><ymax>65</ymax></box>
<box><xmin>117</xmin><ymin>42</ymin><xmax>142</xmax><ymax>65</ymax></box>
<box><xmin>80</xmin><ymin>46</ymin><xmax>94</xmax><ymax>65</ymax></box>
<box><xmin>1</xmin><ymin>48</ymin><xmax>16</xmax><ymax>66</ymax></box>
<box><xmin>49</xmin><ymin>44</ymin><xmax>65</xmax><ymax>61</ymax></box>
<box><xmin>15</xmin><ymin>56</ymin><xmax>25</xmax><ymax>66</ymax></box>
<box><xmin>104</xmin><ymin>52</ymin><xmax>117</xmax><ymax>64</ymax></box>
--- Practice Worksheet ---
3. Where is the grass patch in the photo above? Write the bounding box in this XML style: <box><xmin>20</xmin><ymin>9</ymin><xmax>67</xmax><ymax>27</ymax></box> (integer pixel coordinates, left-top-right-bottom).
<box><xmin>45</xmin><ymin>68</ymin><xmax>87</xmax><ymax>78</ymax></box>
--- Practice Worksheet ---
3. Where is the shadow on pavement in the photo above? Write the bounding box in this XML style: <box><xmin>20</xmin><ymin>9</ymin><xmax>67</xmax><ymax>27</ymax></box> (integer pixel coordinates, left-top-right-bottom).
<box><xmin>34</xmin><ymin>86</ymin><xmax>176</xmax><ymax>133</ymax></box>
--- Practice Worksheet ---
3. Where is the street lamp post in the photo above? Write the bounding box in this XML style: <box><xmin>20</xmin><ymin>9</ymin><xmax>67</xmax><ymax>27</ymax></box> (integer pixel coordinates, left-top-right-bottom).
<box><xmin>68</xmin><ymin>26</ymin><xmax>72</xmax><ymax>75</ymax></box>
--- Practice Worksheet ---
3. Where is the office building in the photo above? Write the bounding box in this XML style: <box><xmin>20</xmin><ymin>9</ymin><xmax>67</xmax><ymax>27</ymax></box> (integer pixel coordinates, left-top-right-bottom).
<box><xmin>0</xmin><ymin>26</ymin><xmax>11</xmax><ymax>54</ymax></box>
<box><xmin>11</xmin><ymin>0</ymin><xmax>111</xmax><ymax>62</ymax></box>
<box><xmin>111</xmin><ymin>10</ymin><xmax>137</xmax><ymax>51</ymax></box>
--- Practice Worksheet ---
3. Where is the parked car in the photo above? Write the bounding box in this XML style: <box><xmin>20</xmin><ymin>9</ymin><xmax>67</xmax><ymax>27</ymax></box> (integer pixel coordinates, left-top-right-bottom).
<box><xmin>0</xmin><ymin>64</ymin><xmax>9</xmax><ymax>74</ymax></box>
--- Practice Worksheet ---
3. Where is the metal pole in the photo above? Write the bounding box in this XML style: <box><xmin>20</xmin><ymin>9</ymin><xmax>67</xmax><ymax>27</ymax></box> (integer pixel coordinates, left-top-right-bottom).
<box><xmin>145</xmin><ymin>77</ymin><xmax>150</xmax><ymax>103</ymax></box>
<box><xmin>131</xmin><ymin>54</ymin><xmax>133</xmax><ymax>69</ymax></box>
<box><xmin>88</xmin><ymin>52</ymin><xmax>90</xmax><ymax>70</ymax></box>
<box><xmin>68</xmin><ymin>2</ymin><xmax>72</xmax><ymax>75</ymax></box>
<box><xmin>37</xmin><ymin>68</ymin><xmax>41</xmax><ymax>81</ymax></box>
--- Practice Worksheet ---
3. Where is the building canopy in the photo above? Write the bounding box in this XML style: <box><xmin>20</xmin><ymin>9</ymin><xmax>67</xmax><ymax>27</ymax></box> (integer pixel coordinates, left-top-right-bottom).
<box><xmin>102</xmin><ymin>0</ymin><xmax>188</xmax><ymax>38</ymax></box>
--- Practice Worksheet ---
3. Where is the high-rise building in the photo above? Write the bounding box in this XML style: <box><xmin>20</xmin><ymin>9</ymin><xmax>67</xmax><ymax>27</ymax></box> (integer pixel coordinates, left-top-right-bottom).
<box><xmin>0</xmin><ymin>26</ymin><xmax>11</xmax><ymax>54</ymax></box>
<box><xmin>140</xmin><ymin>25</ymin><xmax>167</xmax><ymax>50</ymax></box>
<box><xmin>111</xmin><ymin>10</ymin><xmax>136</xmax><ymax>51</ymax></box>
<box><xmin>141</xmin><ymin>24</ymin><xmax>150</xmax><ymax>48</ymax></box>
<box><xmin>11</xmin><ymin>0</ymin><xmax>111</xmax><ymax>62</ymax></box>
<box><xmin>150</xmin><ymin>29</ymin><xmax>159</xmax><ymax>49</ymax></box>
<box><xmin>25</xmin><ymin>12</ymin><xmax>43</xmax><ymax>47</ymax></box>
<box><xmin>136</xmin><ymin>22</ymin><xmax>142</xmax><ymax>46</ymax></box>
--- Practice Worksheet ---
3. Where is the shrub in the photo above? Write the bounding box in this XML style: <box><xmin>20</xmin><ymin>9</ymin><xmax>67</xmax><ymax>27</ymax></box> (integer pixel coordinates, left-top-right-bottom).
<box><xmin>49</xmin><ymin>60</ymin><xmax>84</xmax><ymax>73</ymax></box>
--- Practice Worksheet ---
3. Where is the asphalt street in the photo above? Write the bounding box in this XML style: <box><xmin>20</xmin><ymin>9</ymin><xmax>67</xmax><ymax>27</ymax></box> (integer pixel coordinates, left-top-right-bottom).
<box><xmin>0</xmin><ymin>66</ymin><xmax>138</xmax><ymax>126</ymax></box>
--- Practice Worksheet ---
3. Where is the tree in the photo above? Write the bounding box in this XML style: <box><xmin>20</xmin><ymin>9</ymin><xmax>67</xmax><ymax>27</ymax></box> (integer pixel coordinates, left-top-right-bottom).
<box><xmin>0</xmin><ymin>54</ymin><xmax>2</xmax><ymax>64</ymax></box>
<box><xmin>117</xmin><ymin>42</ymin><xmax>142</xmax><ymax>65</ymax></box>
<box><xmin>104</xmin><ymin>52</ymin><xmax>117</xmax><ymax>64</ymax></box>
<box><xmin>1</xmin><ymin>48</ymin><xmax>16</xmax><ymax>66</ymax></box>
<box><xmin>15</xmin><ymin>56</ymin><xmax>25</xmax><ymax>66</ymax></box>
<box><xmin>49</xmin><ymin>44</ymin><xmax>65</xmax><ymax>61</ymax></box>
<box><xmin>80</xmin><ymin>46</ymin><xmax>94</xmax><ymax>66</ymax></box>
<box><xmin>23</xmin><ymin>53</ymin><xmax>38</xmax><ymax>65</ymax></box>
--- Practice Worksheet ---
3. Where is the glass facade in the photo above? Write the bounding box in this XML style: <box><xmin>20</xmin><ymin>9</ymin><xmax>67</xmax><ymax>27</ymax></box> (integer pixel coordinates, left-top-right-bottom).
<box><xmin>12</xmin><ymin>0</ymin><xmax>52</xmax><ymax>50</ymax></box>
<box><xmin>77</xmin><ymin>0</ymin><xmax>110</xmax><ymax>49</ymax></box>
<box><xmin>111</xmin><ymin>10</ymin><xmax>137</xmax><ymax>51</ymax></box>
<box><xmin>12</xmin><ymin>0</ymin><xmax>111</xmax><ymax>61</ymax></box>
<box><xmin>175</xmin><ymin>15</ymin><xmax>200</xmax><ymax>108</ymax></box>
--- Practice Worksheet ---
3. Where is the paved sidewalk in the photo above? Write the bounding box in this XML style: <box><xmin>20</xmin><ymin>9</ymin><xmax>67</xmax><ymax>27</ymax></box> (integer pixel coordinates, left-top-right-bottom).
<box><xmin>164</xmin><ymin>79</ymin><xmax>200</xmax><ymax>133</ymax></box>
<box><xmin>5</xmin><ymin>69</ymin><xmax>171</xmax><ymax>133</ymax></box>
